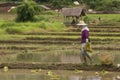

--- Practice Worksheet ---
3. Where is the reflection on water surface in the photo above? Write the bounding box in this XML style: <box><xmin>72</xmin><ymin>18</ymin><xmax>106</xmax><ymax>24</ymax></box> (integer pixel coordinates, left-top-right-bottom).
<box><xmin>0</xmin><ymin>69</ymin><xmax>119</xmax><ymax>80</ymax></box>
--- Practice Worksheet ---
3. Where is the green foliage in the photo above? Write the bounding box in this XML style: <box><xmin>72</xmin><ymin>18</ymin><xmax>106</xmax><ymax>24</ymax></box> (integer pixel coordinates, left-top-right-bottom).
<box><xmin>0</xmin><ymin>0</ymin><xmax>22</xmax><ymax>1</ymax></box>
<box><xmin>1</xmin><ymin>0</ymin><xmax>120</xmax><ymax>12</ymax></box>
<box><xmin>50</xmin><ymin>0</ymin><xmax>73</xmax><ymax>9</ymax></box>
<box><xmin>16</xmin><ymin>0</ymin><xmax>41</xmax><ymax>22</ymax></box>
<box><xmin>50</xmin><ymin>0</ymin><xmax>63</xmax><ymax>9</ymax></box>
<box><xmin>86</xmin><ymin>0</ymin><xmax>120</xmax><ymax>11</ymax></box>
<box><xmin>0</xmin><ymin>0</ymin><xmax>22</xmax><ymax>3</ymax></box>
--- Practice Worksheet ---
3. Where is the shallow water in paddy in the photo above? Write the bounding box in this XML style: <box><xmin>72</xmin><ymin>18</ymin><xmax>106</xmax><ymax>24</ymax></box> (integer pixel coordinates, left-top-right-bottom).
<box><xmin>0</xmin><ymin>69</ymin><xmax>119</xmax><ymax>80</ymax></box>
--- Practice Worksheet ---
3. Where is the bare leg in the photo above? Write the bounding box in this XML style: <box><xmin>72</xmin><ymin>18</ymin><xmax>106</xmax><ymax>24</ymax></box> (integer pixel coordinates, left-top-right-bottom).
<box><xmin>81</xmin><ymin>43</ymin><xmax>88</xmax><ymax>64</ymax></box>
<box><xmin>86</xmin><ymin>53</ymin><xmax>92</xmax><ymax>64</ymax></box>
<box><xmin>84</xmin><ymin>51</ymin><xmax>92</xmax><ymax>64</ymax></box>
<box><xmin>82</xmin><ymin>54</ymin><xmax>87</xmax><ymax>63</ymax></box>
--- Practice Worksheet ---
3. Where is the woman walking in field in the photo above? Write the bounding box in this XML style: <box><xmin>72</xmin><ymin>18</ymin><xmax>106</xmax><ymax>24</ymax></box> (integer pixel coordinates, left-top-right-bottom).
<box><xmin>77</xmin><ymin>20</ymin><xmax>92</xmax><ymax>64</ymax></box>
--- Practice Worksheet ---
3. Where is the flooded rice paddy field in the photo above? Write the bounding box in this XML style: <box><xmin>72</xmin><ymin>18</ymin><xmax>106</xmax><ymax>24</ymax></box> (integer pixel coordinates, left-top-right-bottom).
<box><xmin>0</xmin><ymin>69</ymin><xmax>120</xmax><ymax>80</ymax></box>
<box><xmin>0</xmin><ymin>13</ymin><xmax>120</xmax><ymax>80</ymax></box>
<box><xmin>0</xmin><ymin>47</ymin><xmax>119</xmax><ymax>64</ymax></box>
<box><xmin>0</xmin><ymin>18</ymin><xmax>120</xmax><ymax>65</ymax></box>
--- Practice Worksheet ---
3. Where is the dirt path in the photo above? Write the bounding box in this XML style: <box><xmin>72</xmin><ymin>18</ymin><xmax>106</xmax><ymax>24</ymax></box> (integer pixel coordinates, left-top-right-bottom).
<box><xmin>0</xmin><ymin>62</ymin><xmax>120</xmax><ymax>71</ymax></box>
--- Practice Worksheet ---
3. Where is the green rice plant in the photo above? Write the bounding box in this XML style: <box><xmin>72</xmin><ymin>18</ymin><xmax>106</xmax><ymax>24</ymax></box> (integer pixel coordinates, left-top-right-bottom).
<box><xmin>16</xmin><ymin>52</ymin><xmax>61</xmax><ymax>62</ymax></box>
<box><xmin>114</xmin><ymin>53</ymin><xmax>120</xmax><ymax>65</ymax></box>
<box><xmin>0</xmin><ymin>21</ymin><xmax>45</xmax><ymax>33</ymax></box>
<box><xmin>39</xmin><ymin>21</ymin><xmax>47</xmax><ymax>29</ymax></box>
<box><xmin>0</xmin><ymin>29</ymin><xmax>6</xmax><ymax>34</ymax></box>
<box><xmin>63</xmin><ymin>49</ymin><xmax>80</xmax><ymax>56</ymax></box>
<box><xmin>5</xmin><ymin>27</ymin><xmax>23</xmax><ymax>34</ymax></box>
<box><xmin>46</xmin><ymin>22</ymin><xmax>66</xmax><ymax>31</ymax></box>
<box><xmin>91</xmin><ymin>53</ymin><xmax>101</xmax><ymax>65</ymax></box>
<box><xmin>0</xmin><ymin>21</ymin><xmax>17</xmax><ymax>28</ymax></box>
<box><xmin>41</xmin><ymin>11</ymin><xmax>58</xmax><ymax>15</ymax></box>
<box><xmin>38</xmin><ymin>21</ymin><xmax>66</xmax><ymax>31</ymax></box>
<box><xmin>17</xmin><ymin>53</ymin><xmax>33</xmax><ymax>61</ymax></box>
<box><xmin>87</xmin><ymin>14</ymin><xmax>120</xmax><ymax>26</ymax></box>
<box><xmin>34</xmin><ymin>15</ymin><xmax>49</xmax><ymax>22</ymax></box>
<box><xmin>0</xmin><ymin>55</ymin><xmax>16</xmax><ymax>63</ymax></box>
<box><xmin>0</xmin><ymin>21</ymin><xmax>66</xmax><ymax>33</ymax></box>
<box><xmin>18</xmin><ymin>22</ymin><xmax>41</xmax><ymax>28</ymax></box>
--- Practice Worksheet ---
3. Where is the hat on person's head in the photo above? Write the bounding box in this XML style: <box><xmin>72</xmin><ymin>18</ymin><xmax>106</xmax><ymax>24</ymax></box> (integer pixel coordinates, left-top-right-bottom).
<box><xmin>77</xmin><ymin>20</ymin><xmax>87</xmax><ymax>26</ymax></box>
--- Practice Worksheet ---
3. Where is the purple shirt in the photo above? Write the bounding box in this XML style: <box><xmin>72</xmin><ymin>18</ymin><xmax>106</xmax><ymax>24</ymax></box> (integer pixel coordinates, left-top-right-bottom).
<box><xmin>81</xmin><ymin>30</ymin><xmax>89</xmax><ymax>43</ymax></box>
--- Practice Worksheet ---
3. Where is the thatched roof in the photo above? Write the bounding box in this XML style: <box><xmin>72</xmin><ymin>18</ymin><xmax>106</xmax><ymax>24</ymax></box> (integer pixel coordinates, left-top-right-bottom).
<box><xmin>62</xmin><ymin>7</ymin><xmax>86</xmax><ymax>17</ymax></box>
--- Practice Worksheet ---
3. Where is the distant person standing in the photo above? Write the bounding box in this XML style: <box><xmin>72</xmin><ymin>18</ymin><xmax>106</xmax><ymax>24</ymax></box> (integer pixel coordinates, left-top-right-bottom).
<box><xmin>77</xmin><ymin>20</ymin><xmax>92</xmax><ymax>64</ymax></box>
<box><xmin>98</xmin><ymin>17</ymin><xmax>101</xmax><ymax>22</ymax></box>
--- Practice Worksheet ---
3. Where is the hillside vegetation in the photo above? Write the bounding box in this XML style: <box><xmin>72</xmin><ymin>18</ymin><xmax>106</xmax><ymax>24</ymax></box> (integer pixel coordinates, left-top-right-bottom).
<box><xmin>0</xmin><ymin>0</ymin><xmax>120</xmax><ymax>12</ymax></box>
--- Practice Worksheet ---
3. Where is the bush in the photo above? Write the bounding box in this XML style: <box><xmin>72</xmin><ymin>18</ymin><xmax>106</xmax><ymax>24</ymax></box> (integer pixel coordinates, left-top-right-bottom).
<box><xmin>16</xmin><ymin>0</ymin><xmax>41</xmax><ymax>22</ymax></box>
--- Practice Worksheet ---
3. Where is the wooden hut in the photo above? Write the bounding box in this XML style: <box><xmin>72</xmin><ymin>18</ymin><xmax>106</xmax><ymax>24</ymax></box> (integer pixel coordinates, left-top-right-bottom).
<box><xmin>62</xmin><ymin>7</ymin><xmax>86</xmax><ymax>25</ymax></box>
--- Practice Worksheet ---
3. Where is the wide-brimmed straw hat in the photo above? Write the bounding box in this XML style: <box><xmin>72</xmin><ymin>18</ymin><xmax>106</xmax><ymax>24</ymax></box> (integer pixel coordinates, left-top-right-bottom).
<box><xmin>77</xmin><ymin>20</ymin><xmax>87</xmax><ymax>26</ymax></box>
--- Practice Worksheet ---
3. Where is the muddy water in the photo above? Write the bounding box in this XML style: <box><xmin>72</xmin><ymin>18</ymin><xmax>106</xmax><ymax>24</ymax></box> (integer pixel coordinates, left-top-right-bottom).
<box><xmin>61</xmin><ymin>55</ymin><xmax>82</xmax><ymax>63</ymax></box>
<box><xmin>16</xmin><ymin>51</ymin><xmax>120</xmax><ymax>65</ymax></box>
<box><xmin>0</xmin><ymin>69</ymin><xmax>119</xmax><ymax>80</ymax></box>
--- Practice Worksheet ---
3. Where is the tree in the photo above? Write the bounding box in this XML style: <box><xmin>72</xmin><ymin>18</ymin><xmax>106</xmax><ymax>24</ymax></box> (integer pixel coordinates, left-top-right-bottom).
<box><xmin>112</xmin><ymin>0</ymin><xmax>120</xmax><ymax>10</ymax></box>
<box><xmin>16</xmin><ymin>0</ymin><xmax>41</xmax><ymax>22</ymax></box>
<box><xmin>51</xmin><ymin>0</ymin><xmax>64</xmax><ymax>16</ymax></box>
